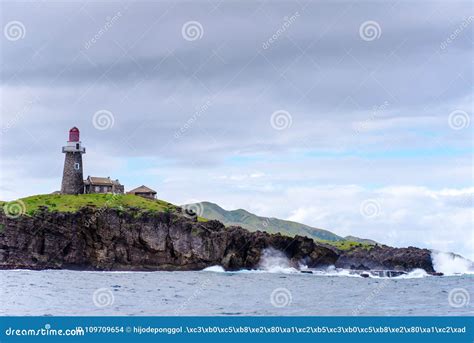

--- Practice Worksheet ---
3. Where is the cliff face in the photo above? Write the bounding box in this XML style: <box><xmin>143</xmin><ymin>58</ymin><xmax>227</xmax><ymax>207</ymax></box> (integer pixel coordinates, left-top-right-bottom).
<box><xmin>0</xmin><ymin>208</ymin><xmax>338</xmax><ymax>271</ymax></box>
<box><xmin>336</xmin><ymin>245</ymin><xmax>434</xmax><ymax>272</ymax></box>
<box><xmin>0</xmin><ymin>208</ymin><xmax>433</xmax><ymax>272</ymax></box>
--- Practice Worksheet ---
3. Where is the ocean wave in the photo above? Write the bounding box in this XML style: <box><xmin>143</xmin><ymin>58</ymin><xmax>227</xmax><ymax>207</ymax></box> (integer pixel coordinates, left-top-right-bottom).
<box><xmin>202</xmin><ymin>248</ymin><xmax>436</xmax><ymax>278</ymax></box>
<box><xmin>201</xmin><ymin>265</ymin><xmax>430</xmax><ymax>279</ymax></box>
<box><xmin>306</xmin><ymin>266</ymin><xmax>429</xmax><ymax>279</ymax></box>
<box><xmin>203</xmin><ymin>248</ymin><xmax>474</xmax><ymax>278</ymax></box>
<box><xmin>202</xmin><ymin>265</ymin><xmax>226</xmax><ymax>273</ymax></box>
<box><xmin>431</xmin><ymin>250</ymin><xmax>474</xmax><ymax>275</ymax></box>
<box><xmin>396</xmin><ymin>268</ymin><xmax>428</xmax><ymax>279</ymax></box>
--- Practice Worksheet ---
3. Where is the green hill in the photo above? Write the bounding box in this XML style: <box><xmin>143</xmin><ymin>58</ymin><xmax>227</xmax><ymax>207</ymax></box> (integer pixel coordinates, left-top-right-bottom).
<box><xmin>185</xmin><ymin>201</ymin><xmax>344</xmax><ymax>242</ymax></box>
<box><xmin>1</xmin><ymin>194</ymin><xmax>178</xmax><ymax>216</ymax></box>
<box><xmin>344</xmin><ymin>235</ymin><xmax>378</xmax><ymax>245</ymax></box>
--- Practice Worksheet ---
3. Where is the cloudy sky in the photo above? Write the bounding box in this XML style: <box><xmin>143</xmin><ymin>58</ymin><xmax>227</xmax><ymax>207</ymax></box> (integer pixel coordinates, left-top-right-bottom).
<box><xmin>1</xmin><ymin>1</ymin><xmax>472</xmax><ymax>258</ymax></box>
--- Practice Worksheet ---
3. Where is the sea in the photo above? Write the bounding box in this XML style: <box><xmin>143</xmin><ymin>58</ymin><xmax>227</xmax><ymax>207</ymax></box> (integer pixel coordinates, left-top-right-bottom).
<box><xmin>1</xmin><ymin>251</ymin><xmax>472</xmax><ymax>316</ymax></box>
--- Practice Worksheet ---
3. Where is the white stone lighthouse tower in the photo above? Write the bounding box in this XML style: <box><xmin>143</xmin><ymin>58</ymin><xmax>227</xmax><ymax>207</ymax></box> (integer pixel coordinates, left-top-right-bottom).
<box><xmin>61</xmin><ymin>127</ymin><xmax>86</xmax><ymax>194</ymax></box>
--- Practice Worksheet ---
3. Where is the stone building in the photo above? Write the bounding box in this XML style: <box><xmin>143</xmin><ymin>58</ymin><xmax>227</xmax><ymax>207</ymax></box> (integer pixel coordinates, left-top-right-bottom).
<box><xmin>84</xmin><ymin>176</ymin><xmax>124</xmax><ymax>194</ymax></box>
<box><xmin>60</xmin><ymin>127</ymin><xmax>124</xmax><ymax>194</ymax></box>
<box><xmin>127</xmin><ymin>185</ymin><xmax>157</xmax><ymax>199</ymax></box>
<box><xmin>61</xmin><ymin>127</ymin><xmax>86</xmax><ymax>194</ymax></box>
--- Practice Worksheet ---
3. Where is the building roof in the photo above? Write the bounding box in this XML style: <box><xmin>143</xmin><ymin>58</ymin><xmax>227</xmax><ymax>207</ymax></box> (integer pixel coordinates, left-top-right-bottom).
<box><xmin>84</xmin><ymin>176</ymin><xmax>122</xmax><ymax>186</ymax></box>
<box><xmin>128</xmin><ymin>185</ymin><xmax>157</xmax><ymax>194</ymax></box>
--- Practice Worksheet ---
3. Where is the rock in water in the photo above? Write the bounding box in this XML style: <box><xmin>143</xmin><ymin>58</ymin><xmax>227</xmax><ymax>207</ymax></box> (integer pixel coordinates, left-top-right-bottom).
<box><xmin>335</xmin><ymin>244</ymin><xmax>435</xmax><ymax>273</ymax></box>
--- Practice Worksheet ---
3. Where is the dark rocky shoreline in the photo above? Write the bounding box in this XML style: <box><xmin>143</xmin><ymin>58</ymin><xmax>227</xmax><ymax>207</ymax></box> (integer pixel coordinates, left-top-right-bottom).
<box><xmin>0</xmin><ymin>207</ymin><xmax>434</xmax><ymax>273</ymax></box>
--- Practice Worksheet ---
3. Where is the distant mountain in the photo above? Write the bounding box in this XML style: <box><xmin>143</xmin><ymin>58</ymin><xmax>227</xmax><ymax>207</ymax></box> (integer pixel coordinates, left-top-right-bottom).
<box><xmin>344</xmin><ymin>235</ymin><xmax>379</xmax><ymax>245</ymax></box>
<box><xmin>185</xmin><ymin>201</ymin><xmax>344</xmax><ymax>242</ymax></box>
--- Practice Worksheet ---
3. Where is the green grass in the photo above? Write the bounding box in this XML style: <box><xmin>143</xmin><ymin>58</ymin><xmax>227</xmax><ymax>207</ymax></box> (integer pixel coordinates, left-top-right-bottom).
<box><xmin>319</xmin><ymin>239</ymin><xmax>374</xmax><ymax>251</ymax></box>
<box><xmin>0</xmin><ymin>194</ymin><xmax>212</xmax><ymax>223</ymax></box>
<box><xmin>1</xmin><ymin>194</ymin><xmax>178</xmax><ymax>216</ymax></box>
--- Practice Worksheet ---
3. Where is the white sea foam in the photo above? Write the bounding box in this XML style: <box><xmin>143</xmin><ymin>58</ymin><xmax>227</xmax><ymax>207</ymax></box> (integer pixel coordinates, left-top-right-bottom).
<box><xmin>306</xmin><ymin>266</ymin><xmax>428</xmax><ymax>279</ymax></box>
<box><xmin>202</xmin><ymin>265</ymin><xmax>226</xmax><ymax>273</ymax></box>
<box><xmin>397</xmin><ymin>268</ymin><xmax>428</xmax><ymax>279</ymax></box>
<box><xmin>310</xmin><ymin>266</ymin><xmax>361</xmax><ymax>278</ymax></box>
<box><xmin>202</xmin><ymin>250</ymin><xmax>474</xmax><ymax>278</ymax></box>
<box><xmin>431</xmin><ymin>250</ymin><xmax>474</xmax><ymax>275</ymax></box>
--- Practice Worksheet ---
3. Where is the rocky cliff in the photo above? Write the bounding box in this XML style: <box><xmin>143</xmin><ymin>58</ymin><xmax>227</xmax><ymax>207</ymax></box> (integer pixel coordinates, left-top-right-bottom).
<box><xmin>0</xmin><ymin>207</ymin><xmax>434</xmax><ymax>272</ymax></box>
<box><xmin>335</xmin><ymin>245</ymin><xmax>434</xmax><ymax>272</ymax></box>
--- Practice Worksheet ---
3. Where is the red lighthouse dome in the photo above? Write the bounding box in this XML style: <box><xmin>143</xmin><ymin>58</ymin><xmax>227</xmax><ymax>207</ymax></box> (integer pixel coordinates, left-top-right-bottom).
<box><xmin>69</xmin><ymin>127</ymin><xmax>80</xmax><ymax>142</ymax></box>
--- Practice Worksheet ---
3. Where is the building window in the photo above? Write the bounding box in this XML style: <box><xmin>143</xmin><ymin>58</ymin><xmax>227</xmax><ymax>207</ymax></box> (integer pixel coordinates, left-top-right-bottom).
<box><xmin>95</xmin><ymin>186</ymin><xmax>100</xmax><ymax>192</ymax></box>
<box><xmin>74</xmin><ymin>162</ymin><xmax>80</xmax><ymax>170</ymax></box>
<box><xmin>76</xmin><ymin>143</ymin><xmax>79</xmax><ymax>149</ymax></box>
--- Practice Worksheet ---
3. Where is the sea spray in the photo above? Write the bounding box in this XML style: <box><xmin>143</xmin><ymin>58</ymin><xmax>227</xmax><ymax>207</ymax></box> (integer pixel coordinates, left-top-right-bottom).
<box><xmin>398</xmin><ymin>268</ymin><xmax>428</xmax><ymax>279</ymax></box>
<box><xmin>202</xmin><ymin>265</ymin><xmax>226</xmax><ymax>273</ymax></box>
<box><xmin>258</xmin><ymin>248</ymin><xmax>299</xmax><ymax>273</ymax></box>
<box><xmin>431</xmin><ymin>251</ymin><xmax>474</xmax><ymax>275</ymax></box>
<box><xmin>201</xmin><ymin>250</ymin><xmax>474</xmax><ymax>277</ymax></box>
<box><xmin>200</xmin><ymin>249</ymin><xmax>299</xmax><ymax>274</ymax></box>
<box><xmin>314</xmin><ymin>266</ymin><xmax>428</xmax><ymax>279</ymax></box>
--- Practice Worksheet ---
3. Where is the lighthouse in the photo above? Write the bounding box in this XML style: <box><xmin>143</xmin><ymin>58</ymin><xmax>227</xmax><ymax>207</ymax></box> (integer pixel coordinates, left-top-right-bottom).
<box><xmin>61</xmin><ymin>127</ymin><xmax>86</xmax><ymax>194</ymax></box>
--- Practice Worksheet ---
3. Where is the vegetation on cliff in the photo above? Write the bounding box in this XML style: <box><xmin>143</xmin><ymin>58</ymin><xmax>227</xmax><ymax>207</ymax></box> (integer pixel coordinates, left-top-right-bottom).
<box><xmin>1</xmin><ymin>194</ymin><xmax>176</xmax><ymax>215</ymax></box>
<box><xmin>319</xmin><ymin>239</ymin><xmax>374</xmax><ymax>251</ymax></box>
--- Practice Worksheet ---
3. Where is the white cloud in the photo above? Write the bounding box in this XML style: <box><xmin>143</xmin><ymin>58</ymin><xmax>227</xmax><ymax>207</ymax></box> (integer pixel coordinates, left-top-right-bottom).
<box><xmin>285</xmin><ymin>185</ymin><xmax>473</xmax><ymax>260</ymax></box>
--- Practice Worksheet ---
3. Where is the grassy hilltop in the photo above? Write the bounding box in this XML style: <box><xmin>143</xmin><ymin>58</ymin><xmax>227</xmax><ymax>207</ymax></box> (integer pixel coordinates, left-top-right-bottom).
<box><xmin>1</xmin><ymin>193</ymin><xmax>176</xmax><ymax>215</ymax></box>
